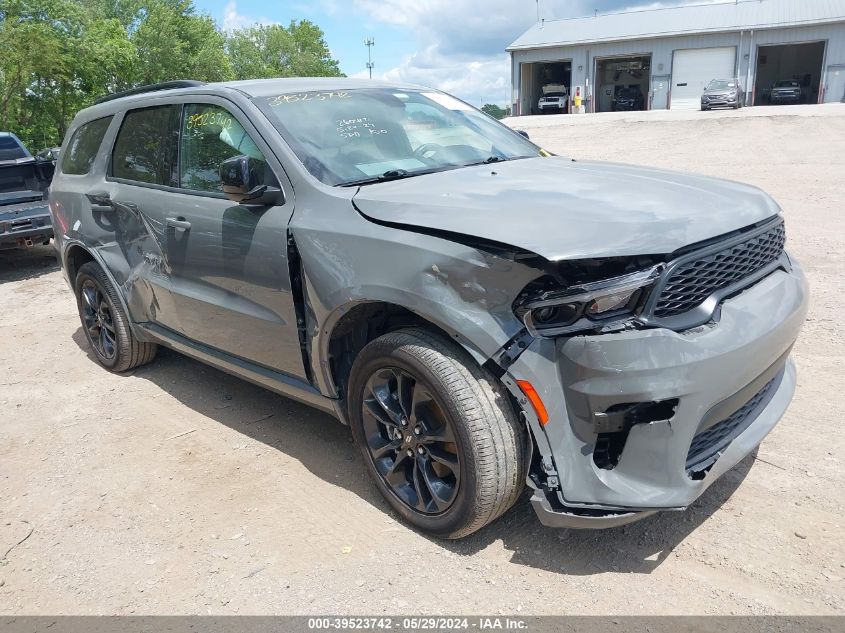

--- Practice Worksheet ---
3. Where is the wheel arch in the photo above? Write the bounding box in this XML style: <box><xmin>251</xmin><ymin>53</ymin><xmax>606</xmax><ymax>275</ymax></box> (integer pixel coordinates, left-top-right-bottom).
<box><xmin>64</xmin><ymin>242</ymin><xmax>96</xmax><ymax>284</ymax></box>
<box><xmin>319</xmin><ymin>299</ymin><xmax>490</xmax><ymax>419</ymax></box>
<box><xmin>62</xmin><ymin>240</ymin><xmax>142</xmax><ymax>339</ymax></box>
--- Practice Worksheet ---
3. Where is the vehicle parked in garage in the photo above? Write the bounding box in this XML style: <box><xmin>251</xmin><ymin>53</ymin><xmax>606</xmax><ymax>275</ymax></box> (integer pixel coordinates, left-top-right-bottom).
<box><xmin>701</xmin><ymin>78</ymin><xmax>744</xmax><ymax>110</ymax></box>
<box><xmin>0</xmin><ymin>132</ymin><xmax>54</xmax><ymax>250</ymax></box>
<box><xmin>769</xmin><ymin>79</ymin><xmax>803</xmax><ymax>104</ymax></box>
<box><xmin>50</xmin><ymin>79</ymin><xmax>808</xmax><ymax>538</ymax></box>
<box><xmin>613</xmin><ymin>86</ymin><xmax>645</xmax><ymax>111</ymax></box>
<box><xmin>537</xmin><ymin>84</ymin><xmax>569</xmax><ymax>113</ymax></box>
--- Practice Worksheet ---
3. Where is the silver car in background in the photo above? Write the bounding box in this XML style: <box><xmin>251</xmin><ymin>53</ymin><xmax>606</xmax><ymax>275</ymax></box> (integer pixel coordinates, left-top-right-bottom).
<box><xmin>701</xmin><ymin>78</ymin><xmax>744</xmax><ymax>110</ymax></box>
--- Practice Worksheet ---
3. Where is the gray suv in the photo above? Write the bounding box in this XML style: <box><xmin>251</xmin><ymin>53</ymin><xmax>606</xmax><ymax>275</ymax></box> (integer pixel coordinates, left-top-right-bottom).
<box><xmin>49</xmin><ymin>79</ymin><xmax>808</xmax><ymax>538</ymax></box>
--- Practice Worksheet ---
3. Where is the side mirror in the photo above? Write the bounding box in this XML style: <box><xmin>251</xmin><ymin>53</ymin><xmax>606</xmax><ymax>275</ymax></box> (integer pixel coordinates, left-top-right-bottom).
<box><xmin>220</xmin><ymin>154</ymin><xmax>284</xmax><ymax>206</ymax></box>
<box><xmin>515</xmin><ymin>129</ymin><xmax>530</xmax><ymax>140</ymax></box>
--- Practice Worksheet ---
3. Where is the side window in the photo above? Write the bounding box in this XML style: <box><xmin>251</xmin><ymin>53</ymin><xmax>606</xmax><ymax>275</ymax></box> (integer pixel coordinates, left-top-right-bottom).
<box><xmin>180</xmin><ymin>103</ymin><xmax>273</xmax><ymax>193</ymax></box>
<box><xmin>112</xmin><ymin>105</ymin><xmax>180</xmax><ymax>187</ymax></box>
<box><xmin>61</xmin><ymin>116</ymin><xmax>113</xmax><ymax>175</ymax></box>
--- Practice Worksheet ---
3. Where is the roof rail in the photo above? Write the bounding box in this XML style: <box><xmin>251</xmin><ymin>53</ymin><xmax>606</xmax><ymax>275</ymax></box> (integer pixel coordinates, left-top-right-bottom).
<box><xmin>93</xmin><ymin>80</ymin><xmax>207</xmax><ymax>105</ymax></box>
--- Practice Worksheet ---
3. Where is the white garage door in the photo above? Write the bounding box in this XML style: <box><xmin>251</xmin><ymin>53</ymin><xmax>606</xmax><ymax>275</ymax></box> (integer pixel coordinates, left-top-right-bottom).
<box><xmin>671</xmin><ymin>47</ymin><xmax>736</xmax><ymax>109</ymax></box>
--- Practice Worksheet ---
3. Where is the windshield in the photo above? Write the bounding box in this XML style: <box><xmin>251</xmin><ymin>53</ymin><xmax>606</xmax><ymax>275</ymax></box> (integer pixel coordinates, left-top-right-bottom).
<box><xmin>775</xmin><ymin>80</ymin><xmax>799</xmax><ymax>88</ymax></box>
<box><xmin>707</xmin><ymin>79</ymin><xmax>736</xmax><ymax>90</ymax></box>
<box><xmin>254</xmin><ymin>88</ymin><xmax>541</xmax><ymax>186</ymax></box>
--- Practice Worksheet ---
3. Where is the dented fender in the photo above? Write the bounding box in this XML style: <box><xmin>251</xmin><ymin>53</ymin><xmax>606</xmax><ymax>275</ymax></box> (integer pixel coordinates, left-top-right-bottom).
<box><xmin>288</xmin><ymin>188</ymin><xmax>542</xmax><ymax>398</ymax></box>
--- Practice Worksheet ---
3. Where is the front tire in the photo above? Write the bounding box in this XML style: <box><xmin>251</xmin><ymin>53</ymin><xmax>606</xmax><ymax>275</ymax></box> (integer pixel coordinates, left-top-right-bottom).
<box><xmin>348</xmin><ymin>329</ymin><xmax>526</xmax><ymax>539</ymax></box>
<box><xmin>74</xmin><ymin>261</ymin><xmax>157</xmax><ymax>372</ymax></box>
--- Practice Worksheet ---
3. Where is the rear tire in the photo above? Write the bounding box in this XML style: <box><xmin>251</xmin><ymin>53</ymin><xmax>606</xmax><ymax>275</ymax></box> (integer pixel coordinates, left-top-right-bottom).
<box><xmin>74</xmin><ymin>261</ymin><xmax>157</xmax><ymax>372</ymax></box>
<box><xmin>348</xmin><ymin>328</ymin><xmax>526</xmax><ymax>539</ymax></box>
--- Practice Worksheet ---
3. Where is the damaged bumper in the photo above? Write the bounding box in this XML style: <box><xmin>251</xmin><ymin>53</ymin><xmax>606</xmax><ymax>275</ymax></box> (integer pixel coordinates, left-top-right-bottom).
<box><xmin>0</xmin><ymin>201</ymin><xmax>52</xmax><ymax>250</ymax></box>
<box><xmin>508</xmin><ymin>263</ymin><xmax>808</xmax><ymax>528</ymax></box>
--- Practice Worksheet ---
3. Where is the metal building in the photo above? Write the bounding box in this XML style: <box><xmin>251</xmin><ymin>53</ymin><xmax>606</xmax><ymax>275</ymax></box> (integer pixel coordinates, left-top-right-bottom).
<box><xmin>508</xmin><ymin>0</ymin><xmax>845</xmax><ymax>114</ymax></box>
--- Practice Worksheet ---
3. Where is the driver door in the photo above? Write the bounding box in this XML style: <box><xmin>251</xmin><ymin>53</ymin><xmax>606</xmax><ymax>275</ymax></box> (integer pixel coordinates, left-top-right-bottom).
<box><xmin>164</xmin><ymin>99</ymin><xmax>305</xmax><ymax>379</ymax></box>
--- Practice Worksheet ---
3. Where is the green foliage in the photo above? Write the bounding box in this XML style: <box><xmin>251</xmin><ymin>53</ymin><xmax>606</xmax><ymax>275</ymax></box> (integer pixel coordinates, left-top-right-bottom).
<box><xmin>226</xmin><ymin>21</ymin><xmax>343</xmax><ymax>80</ymax></box>
<box><xmin>481</xmin><ymin>104</ymin><xmax>511</xmax><ymax>120</ymax></box>
<box><xmin>0</xmin><ymin>0</ymin><xmax>342</xmax><ymax>150</ymax></box>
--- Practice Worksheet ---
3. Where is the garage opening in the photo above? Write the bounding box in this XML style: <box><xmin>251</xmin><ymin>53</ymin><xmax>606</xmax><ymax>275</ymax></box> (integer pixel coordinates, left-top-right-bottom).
<box><xmin>519</xmin><ymin>61</ymin><xmax>572</xmax><ymax>115</ymax></box>
<box><xmin>594</xmin><ymin>54</ymin><xmax>651</xmax><ymax>113</ymax></box>
<box><xmin>671</xmin><ymin>47</ymin><xmax>736</xmax><ymax>109</ymax></box>
<box><xmin>755</xmin><ymin>41</ymin><xmax>826</xmax><ymax>105</ymax></box>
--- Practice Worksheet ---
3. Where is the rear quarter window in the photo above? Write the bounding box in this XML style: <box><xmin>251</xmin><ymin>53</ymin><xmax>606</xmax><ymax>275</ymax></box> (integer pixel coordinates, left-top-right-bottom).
<box><xmin>61</xmin><ymin>116</ymin><xmax>113</xmax><ymax>175</ymax></box>
<box><xmin>112</xmin><ymin>105</ymin><xmax>180</xmax><ymax>187</ymax></box>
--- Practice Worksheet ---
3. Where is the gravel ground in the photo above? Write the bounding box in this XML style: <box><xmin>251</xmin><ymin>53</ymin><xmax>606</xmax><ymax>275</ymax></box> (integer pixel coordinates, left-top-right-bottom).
<box><xmin>1</xmin><ymin>105</ymin><xmax>843</xmax><ymax>615</ymax></box>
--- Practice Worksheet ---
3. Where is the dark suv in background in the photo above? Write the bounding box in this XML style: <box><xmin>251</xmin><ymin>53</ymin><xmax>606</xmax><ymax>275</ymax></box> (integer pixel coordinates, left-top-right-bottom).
<box><xmin>49</xmin><ymin>79</ymin><xmax>808</xmax><ymax>538</ymax></box>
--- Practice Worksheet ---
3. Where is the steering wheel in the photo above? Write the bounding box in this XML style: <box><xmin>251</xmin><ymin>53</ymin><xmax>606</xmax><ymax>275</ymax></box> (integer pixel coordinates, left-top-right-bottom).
<box><xmin>413</xmin><ymin>143</ymin><xmax>445</xmax><ymax>161</ymax></box>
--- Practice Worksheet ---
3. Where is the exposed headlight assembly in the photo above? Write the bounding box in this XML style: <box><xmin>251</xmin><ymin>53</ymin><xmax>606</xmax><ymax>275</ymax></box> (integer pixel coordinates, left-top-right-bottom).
<box><xmin>517</xmin><ymin>266</ymin><xmax>661</xmax><ymax>337</ymax></box>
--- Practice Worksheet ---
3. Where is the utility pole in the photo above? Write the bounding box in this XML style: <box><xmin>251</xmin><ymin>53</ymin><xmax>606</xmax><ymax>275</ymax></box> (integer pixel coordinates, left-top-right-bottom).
<box><xmin>535</xmin><ymin>0</ymin><xmax>540</xmax><ymax>22</ymax></box>
<box><xmin>364</xmin><ymin>37</ymin><xmax>375</xmax><ymax>79</ymax></box>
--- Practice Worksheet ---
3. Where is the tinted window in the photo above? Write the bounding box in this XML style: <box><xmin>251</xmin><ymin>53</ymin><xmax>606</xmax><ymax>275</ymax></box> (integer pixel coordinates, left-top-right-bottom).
<box><xmin>180</xmin><ymin>103</ymin><xmax>272</xmax><ymax>193</ymax></box>
<box><xmin>112</xmin><ymin>105</ymin><xmax>180</xmax><ymax>187</ymax></box>
<box><xmin>61</xmin><ymin>116</ymin><xmax>112</xmax><ymax>175</ymax></box>
<box><xmin>0</xmin><ymin>135</ymin><xmax>28</xmax><ymax>161</ymax></box>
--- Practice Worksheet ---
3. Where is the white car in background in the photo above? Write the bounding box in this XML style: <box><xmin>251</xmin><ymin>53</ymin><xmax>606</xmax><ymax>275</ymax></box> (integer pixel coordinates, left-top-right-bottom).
<box><xmin>537</xmin><ymin>84</ymin><xmax>569</xmax><ymax>113</ymax></box>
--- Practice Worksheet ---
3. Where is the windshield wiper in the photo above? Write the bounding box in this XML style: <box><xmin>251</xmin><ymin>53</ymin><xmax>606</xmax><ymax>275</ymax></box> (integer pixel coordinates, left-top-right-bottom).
<box><xmin>460</xmin><ymin>155</ymin><xmax>518</xmax><ymax>168</ymax></box>
<box><xmin>341</xmin><ymin>167</ymin><xmax>447</xmax><ymax>187</ymax></box>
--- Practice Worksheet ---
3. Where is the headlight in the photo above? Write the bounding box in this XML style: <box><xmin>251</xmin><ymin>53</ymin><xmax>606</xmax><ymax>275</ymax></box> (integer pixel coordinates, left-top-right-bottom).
<box><xmin>517</xmin><ymin>266</ymin><xmax>661</xmax><ymax>337</ymax></box>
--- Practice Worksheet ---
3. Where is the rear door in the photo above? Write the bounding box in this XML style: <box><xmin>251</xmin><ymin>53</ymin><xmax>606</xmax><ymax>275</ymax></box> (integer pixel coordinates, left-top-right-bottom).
<box><xmin>108</xmin><ymin>104</ymin><xmax>184</xmax><ymax>332</ymax></box>
<box><xmin>671</xmin><ymin>47</ymin><xmax>736</xmax><ymax>109</ymax></box>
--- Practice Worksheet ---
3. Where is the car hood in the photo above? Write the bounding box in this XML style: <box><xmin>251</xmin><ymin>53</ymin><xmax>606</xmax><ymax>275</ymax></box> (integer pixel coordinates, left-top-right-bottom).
<box><xmin>352</xmin><ymin>156</ymin><xmax>780</xmax><ymax>261</ymax></box>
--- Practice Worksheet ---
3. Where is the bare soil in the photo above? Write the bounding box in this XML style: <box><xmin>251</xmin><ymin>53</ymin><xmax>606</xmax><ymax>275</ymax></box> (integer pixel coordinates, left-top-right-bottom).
<box><xmin>1</xmin><ymin>105</ymin><xmax>843</xmax><ymax>615</ymax></box>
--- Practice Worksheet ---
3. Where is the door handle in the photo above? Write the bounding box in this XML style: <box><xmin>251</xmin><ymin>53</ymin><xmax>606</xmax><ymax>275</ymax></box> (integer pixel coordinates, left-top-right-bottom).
<box><xmin>166</xmin><ymin>217</ymin><xmax>191</xmax><ymax>231</ymax></box>
<box><xmin>85</xmin><ymin>191</ymin><xmax>113</xmax><ymax>212</ymax></box>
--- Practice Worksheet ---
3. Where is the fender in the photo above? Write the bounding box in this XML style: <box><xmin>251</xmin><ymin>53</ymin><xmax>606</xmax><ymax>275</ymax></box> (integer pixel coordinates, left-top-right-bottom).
<box><xmin>60</xmin><ymin>239</ymin><xmax>156</xmax><ymax>343</ymax></box>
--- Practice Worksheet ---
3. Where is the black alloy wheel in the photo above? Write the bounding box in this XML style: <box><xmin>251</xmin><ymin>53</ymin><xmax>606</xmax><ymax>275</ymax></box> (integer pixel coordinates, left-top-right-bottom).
<box><xmin>80</xmin><ymin>278</ymin><xmax>117</xmax><ymax>361</ymax></box>
<box><xmin>348</xmin><ymin>328</ymin><xmax>526</xmax><ymax>538</ymax></box>
<box><xmin>361</xmin><ymin>367</ymin><xmax>460</xmax><ymax>514</ymax></box>
<box><xmin>74</xmin><ymin>261</ymin><xmax>157</xmax><ymax>372</ymax></box>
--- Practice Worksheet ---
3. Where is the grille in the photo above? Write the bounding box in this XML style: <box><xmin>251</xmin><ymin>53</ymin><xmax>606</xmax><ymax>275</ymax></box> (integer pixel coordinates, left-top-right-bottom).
<box><xmin>686</xmin><ymin>376</ymin><xmax>778</xmax><ymax>473</ymax></box>
<box><xmin>654</xmin><ymin>221</ymin><xmax>785</xmax><ymax>318</ymax></box>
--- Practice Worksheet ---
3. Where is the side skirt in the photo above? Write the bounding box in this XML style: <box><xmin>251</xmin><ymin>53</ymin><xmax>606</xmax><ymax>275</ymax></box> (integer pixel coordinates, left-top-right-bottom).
<box><xmin>139</xmin><ymin>322</ymin><xmax>340</xmax><ymax>418</ymax></box>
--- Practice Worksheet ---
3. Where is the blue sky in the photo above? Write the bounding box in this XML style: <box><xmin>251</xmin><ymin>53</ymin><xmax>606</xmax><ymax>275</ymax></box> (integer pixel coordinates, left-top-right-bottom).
<box><xmin>195</xmin><ymin>0</ymin><xmax>714</xmax><ymax>106</ymax></box>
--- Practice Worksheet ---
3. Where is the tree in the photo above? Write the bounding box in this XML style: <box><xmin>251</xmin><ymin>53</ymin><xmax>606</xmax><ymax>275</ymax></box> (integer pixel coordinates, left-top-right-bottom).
<box><xmin>0</xmin><ymin>0</ymin><xmax>134</xmax><ymax>147</ymax></box>
<box><xmin>127</xmin><ymin>0</ymin><xmax>233</xmax><ymax>85</ymax></box>
<box><xmin>0</xmin><ymin>0</ymin><xmax>342</xmax><ymax>149</ymax></box>
<box><xmin>481</xmin><ymin>104</ymin><xmax>510</xmax><ymax>120</ymax></box>
<box><xmin>226</xmin><ymin>21</ymin><xmax>343</xmax><ymax>80</ymax></box>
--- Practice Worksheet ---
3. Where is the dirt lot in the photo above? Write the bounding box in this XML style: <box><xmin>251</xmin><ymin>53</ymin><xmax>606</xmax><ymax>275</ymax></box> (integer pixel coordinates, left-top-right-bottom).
<box><xmin>1</xmin><ymin>105</ymin><xmax>843</xmax><ymax>615</ymax></box>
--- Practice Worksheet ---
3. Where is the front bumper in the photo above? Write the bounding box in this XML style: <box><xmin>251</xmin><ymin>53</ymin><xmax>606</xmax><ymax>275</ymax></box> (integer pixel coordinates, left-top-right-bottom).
<box><xmin>702</xmin><ymin>95</ymin><xmax>739</xmax><ymax>108</ymax></box>
<box><xmin>770</xmin><ymin>93</ymin><xmax>801</xmax><ymax>103</ymax></box>
<box><xmin>509</xmin><ymin>263</ymin><xmax>808</xmax><ymax>527</ymax></box>
<box><xmin>0</xmin><ymin>201</ymin><xmax>52</xmax><ymax>249</ymax></box>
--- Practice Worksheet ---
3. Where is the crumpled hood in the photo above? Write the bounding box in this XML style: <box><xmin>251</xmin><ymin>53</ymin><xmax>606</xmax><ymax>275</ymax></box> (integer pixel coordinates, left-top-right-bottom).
<box><xmin>352</xmin><ymin>156</ymin><xmax>780</xmax><ymax>261</ymax></box>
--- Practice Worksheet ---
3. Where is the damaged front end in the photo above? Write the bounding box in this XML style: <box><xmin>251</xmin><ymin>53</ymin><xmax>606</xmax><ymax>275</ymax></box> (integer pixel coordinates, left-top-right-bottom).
<box><xmin>490</xmin><ymin>217</ymin><xmax>808</xmax><ymax>529</ymax></box>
